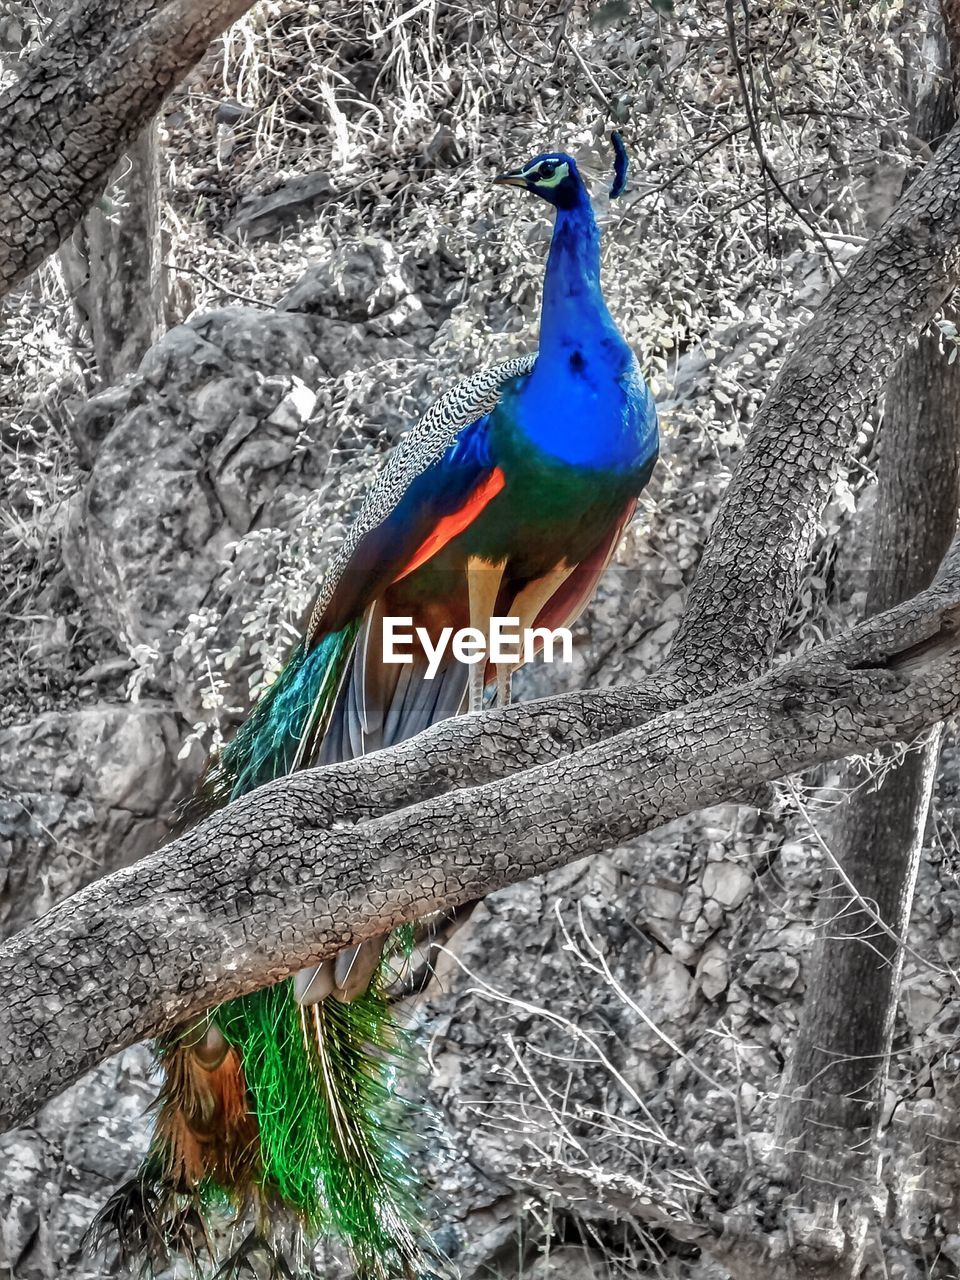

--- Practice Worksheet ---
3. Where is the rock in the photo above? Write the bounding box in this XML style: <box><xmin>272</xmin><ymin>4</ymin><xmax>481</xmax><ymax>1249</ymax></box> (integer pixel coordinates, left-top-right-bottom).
<box><xmin>278</xmin><ymin>237</ymin><xmax>418</xmax><ymax>320</ymax></box>
<box><xmin>224</xmin><ymin>171</ymin><xmax>336</xmax><ymax>239</ymax></box>
<box><xmin>0</xmin><ymin>1137</ymin><xmax>42</xmax><ymax>1268</ymax></box>
<box><xmin>644</xmin><ymin>949</ymin><xmax>696</xmax><ymax>1024</ymax></box>
<box><xmin>267</xmin><ymin>378</ymin><xmax>317</xmax><ymax>430</ymax></box>
<box><xmin>0</xmin><ymin>706</ymin><xmax>187</xmax><ymax>937</ymax></box>
<box><xmin>77</xmin><ymin>657</ymin><xmax>136</xmax><ymax>686</ymax></box>
<box><xmin>62</xmin><ymin>247</ymin><xmax>438</xmax><ymax>723</ymax></box>
<box><xmin>701</xmin><ymin>860</ymin><xmax>753</xmax><ymax>909</ymax></box>
<box><xmin>366</xmin><ymin>293</ymin><xmax>432</xmax><ymax>337</ymax></box>
<box><xmin>672</xmin><ymin>938</ymin><xmax>698</xmax><ymax>964</ymax></box>
<box><xmin>639</xmin><ymin>883</ymin><xmax>683</xmax><ymax>947</ymax></box>
<box><xmin>0</xmin><ymin>11</ymin><xmax>33</xmax><ymax>54</ymax></box>
<box><xmin>900</xmin><ymin>976</ymin><xmax>943</xmax><ymax>1033</ymax></box>
<box><xmin>679</xmin><ymin>882</ymin><xmax>704</xmax><ymax>925</ymax></box>
<box><xmin>739</xmin><ymin>1081</ymin><xmax>760</xmax><ymax>1115</ymax></box>
<box><xmin>526</xmin><ymin>1245</ymin><xmax>610</xmax><ymax>1279</ymax></box>
<box><xmin>0</xmin><ymin>1048</ymin><xmax>159</xmax><ymax>1278</ymax></box>
<box><xmin>214</xmin><ymin>98</ymin><xmax>246</xmax><ymax>126</ymax></box>
<box><xmin>62</xmin><ymin>310</ymin><xmax>331</xmax><ymax>680</ymax></box>
<box><xmin>696</xmin><ymin>946</ymin><xmax>730</xmax><ymax>1000</ymax></box>
<box><xmin>742</xmin><ymin>951</ymin><xmax>801</xmax><ymax>998</ymax></box>
<box><xmin>431</xmin><ymin>1197</ymin><xmax>519</xmax><ymax>1280</ymax></box>
<box><xmin>702</xmin><ymin>898</ymin><xmax>724</xmax><ymax>929</ymax></box>
<box><xmin>2</xmin><ymin>706</ymin><xmax>176</xmax><ymax>815</ymax></box>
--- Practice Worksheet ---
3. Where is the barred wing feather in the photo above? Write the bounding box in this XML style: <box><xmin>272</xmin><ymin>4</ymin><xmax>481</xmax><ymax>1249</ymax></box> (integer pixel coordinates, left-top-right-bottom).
<box><xmin>308</xmin><ymin>354</ymin><xmax>536</xmax><ymax>640</ymax></box>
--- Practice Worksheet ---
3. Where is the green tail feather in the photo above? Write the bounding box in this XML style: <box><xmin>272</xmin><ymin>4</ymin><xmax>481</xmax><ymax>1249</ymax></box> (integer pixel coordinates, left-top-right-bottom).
<box><xmin>217</xmin><ymin>931</ymin><xmax>423</xmax><ymax>1278</ymax></box>
<box><xmin>218</xmin><ymin>621</ymin><xmax>361</xmax><ymax>803</ymax></box>
<box><xmin>198</xmin><ymin>621</ymin><xmax>428</xmax><ymax>1275</ymax></box>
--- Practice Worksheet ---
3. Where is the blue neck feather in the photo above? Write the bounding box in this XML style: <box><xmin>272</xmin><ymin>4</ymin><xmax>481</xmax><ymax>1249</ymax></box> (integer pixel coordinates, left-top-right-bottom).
<box><xmin>510</xmin><ymin>180</ymin><xmax>657</xmax><ymax>472</ymax></box>
<box><xmin>538</xmin><ymin>192</ymin><xmax>613</xmax><ymax>353</ymax></box>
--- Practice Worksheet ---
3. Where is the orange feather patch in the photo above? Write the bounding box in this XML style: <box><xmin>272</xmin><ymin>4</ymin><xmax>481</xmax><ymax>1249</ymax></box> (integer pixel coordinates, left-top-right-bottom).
<box><xmin>394</xmin><ymin>466</ymin><xmax>506</xmax><ymax>581</ymax></box>
<box><xmin>156</xmin><ymin>1042</ymin><xmax>257</xmax><ymax>1191</ymax></box>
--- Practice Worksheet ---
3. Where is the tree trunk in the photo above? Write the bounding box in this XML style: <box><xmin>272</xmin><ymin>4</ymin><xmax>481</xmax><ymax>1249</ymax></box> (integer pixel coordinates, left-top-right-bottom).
<box><xmin>59</xmin><ymin>122</ymin><xmax>163</xmax><ymax>383</ymax></box>
<box><xmin>777</xmin><ymin>0</ymin><xmax>960</xmax><ymax>1250</ymax></box>
<box><xmin>0</xmin><ymin>0</ymin><xmax>254</xmax><ymax>298</ymax></box>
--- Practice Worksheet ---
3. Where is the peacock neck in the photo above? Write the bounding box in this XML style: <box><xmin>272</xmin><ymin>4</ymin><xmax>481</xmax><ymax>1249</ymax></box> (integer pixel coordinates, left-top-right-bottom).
<box><xmin>504</xmin><ymin>183</ymin><xmax>654</xmax><ymax>473</ymax></box>
<box><xmin>537</xmin><ymin>192</ymin><xmax>615</xmax><ymax>356</ymax></box>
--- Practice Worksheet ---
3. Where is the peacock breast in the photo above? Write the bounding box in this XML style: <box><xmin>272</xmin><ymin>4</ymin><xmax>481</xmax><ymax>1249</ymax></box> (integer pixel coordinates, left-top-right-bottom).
<box><xmin>459</xmin><ymin>434</ymin><xmax>654</xmax><ymax>577</ymax></box>
<box><xmin>494</xmin><ymin>349</ymin><xmax>659</xmax><ymax>477</ymax></box>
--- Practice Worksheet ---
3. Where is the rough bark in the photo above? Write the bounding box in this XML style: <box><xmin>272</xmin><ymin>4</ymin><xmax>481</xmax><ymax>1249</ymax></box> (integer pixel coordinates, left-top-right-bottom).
<box><xmin>669</xmin><ymin>113</ymin><xmax>960</xmax><ymax>692</ymax></box>
<box><xmin>0</xmin><ymin>0</ymin><xmax>255</xmax><ymax>298</ymax></box>
<box><xmin>1</xmin><ymin>554</ymin><xmax>960</xmax><ymax>1135</ymax></box>
<box><xmin>59</xmin><ymin>122</ymin><xmax>164</xmax><ymax>382</ymax></box>
<box><xmin>778</xmin><ymin>5</ymin><xmax>960</xmax><ymax>1230</ymax></box>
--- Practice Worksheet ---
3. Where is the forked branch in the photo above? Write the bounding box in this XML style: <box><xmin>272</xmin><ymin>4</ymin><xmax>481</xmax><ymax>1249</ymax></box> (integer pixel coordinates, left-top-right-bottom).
<box><xmin>1</xmin><ymin>546</ymin><xmax>959</xmax><ymax>1130</ymax></box>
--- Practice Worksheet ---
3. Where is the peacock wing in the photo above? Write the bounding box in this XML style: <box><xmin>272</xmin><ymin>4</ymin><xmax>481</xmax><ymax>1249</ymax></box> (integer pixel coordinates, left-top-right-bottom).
<box><xmin>307</xmin><ymin>354</ymin><xmax>535</xmax><ymax>641</ymax></box>
<box><xmin>530</xmin><ymin>496</ymin><xmax>640</xmax><ymax>639</ymax></box>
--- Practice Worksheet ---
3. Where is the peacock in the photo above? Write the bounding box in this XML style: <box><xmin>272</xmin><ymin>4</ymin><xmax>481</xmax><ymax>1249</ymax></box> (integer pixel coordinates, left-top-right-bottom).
<box><xmin>90</xmin><ymin>134</ymin><xmax>659</xmax><ymax>1279</ymax></box>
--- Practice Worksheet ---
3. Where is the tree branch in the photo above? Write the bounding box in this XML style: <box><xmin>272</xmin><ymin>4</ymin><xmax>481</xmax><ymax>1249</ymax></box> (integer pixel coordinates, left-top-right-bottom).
<box><xmin>778</xmin><ymin>0</ymin><xmax>960</xmax><ymax>1197</ymax></box>
<box><xmin>670</xmin><ymin>116</ymin><xmax>960</xmax><ymax>691</ymax></box>
<box><xmin>2</xmin><ymin>549</ymin><xmax>960</xmax><ymax>1130</ymax></box>
<box><xmin>0</xmin><ymin>0</ymin><xmax>256</xmax><ymax>297</ymax></box>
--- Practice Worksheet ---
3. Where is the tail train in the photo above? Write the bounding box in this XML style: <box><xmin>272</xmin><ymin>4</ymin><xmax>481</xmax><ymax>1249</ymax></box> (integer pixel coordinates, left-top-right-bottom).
<box><xmin>91</xmin><ymin>620</ymin><xmax>430</xmax><ymax>1278</ymax></box>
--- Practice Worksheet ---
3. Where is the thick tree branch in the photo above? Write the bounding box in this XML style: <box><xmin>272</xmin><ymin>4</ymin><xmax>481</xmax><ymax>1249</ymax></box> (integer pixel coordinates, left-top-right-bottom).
<box><xmin>670</xmin><ymin>116</ymin><xmax>960</xmax><ymax>690</ymax></box>
<box><xmin>0</xmin><ymin>0</ymin><xmax>256</xmax><ymax>297</ymax></box>
<box><xmin>59</xmin><ymin>122</ymin><xmax>165</xmax><ymax>383</ymax></box>
<box><xmin>778</xmin><ymin>3</ymin><xmax>960</xmax><ymax>1206</ymax></box>
<box><xmin>2</xmin><ymin>550</ymin><xmax>960</xmax><ymax>1130</ymax></box>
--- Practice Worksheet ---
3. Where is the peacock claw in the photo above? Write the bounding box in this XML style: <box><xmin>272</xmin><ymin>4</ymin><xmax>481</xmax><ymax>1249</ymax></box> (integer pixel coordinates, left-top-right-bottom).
<box><xmin>84</xmin><ymin>1175</ymin><xmax>214</xmax><ymax>1275</ymax></box>
<box><xmin>292</xmin><ymin>959</ymin><xmax>336</xmax><ymax>1005</ymax></box>
<box><xmin>332</xmin><ymin>934</ymin><xmax>387</xmax><ymax>1001</ymax></box>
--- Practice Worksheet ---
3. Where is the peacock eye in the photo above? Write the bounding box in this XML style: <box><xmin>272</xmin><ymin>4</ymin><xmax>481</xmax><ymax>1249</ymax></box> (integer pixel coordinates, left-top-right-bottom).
<box><xmin>538</xmin><ymin>161</ymin><xmax>556</xmax><ymax>179</ymax></box>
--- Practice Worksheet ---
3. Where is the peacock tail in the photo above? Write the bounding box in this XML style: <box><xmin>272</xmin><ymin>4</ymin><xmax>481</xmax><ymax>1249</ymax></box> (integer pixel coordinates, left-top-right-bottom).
<box><xmin>93</xmin><ymin>618</ymin><xmax>430</xmax><ymax>1278</ymax></box>
<box><xmin>204</xmin><ymin>622</ymin><xmax>362</xmax><ymax>805</ymax></box>
<box><xmin>206</xmin><ymin>618</ymin><xmax>425</xmax><ymax>1275</ymax></box>
<box><xmin>215</xmin><ymin>940</ymin><xmax>421</xmax><ymax>1278</ymax></box>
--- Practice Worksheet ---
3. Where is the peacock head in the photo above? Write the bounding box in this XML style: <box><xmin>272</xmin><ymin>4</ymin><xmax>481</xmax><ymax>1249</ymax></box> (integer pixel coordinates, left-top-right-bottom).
<box><xmin>493</xmin><ymin>135</ymin><xmax>628</xmax><ymax>211</ymax></box>
<box><xmin>493</xmin><ymin>152</ymin><xmax>585</xmax><ymax>210</ymax></box>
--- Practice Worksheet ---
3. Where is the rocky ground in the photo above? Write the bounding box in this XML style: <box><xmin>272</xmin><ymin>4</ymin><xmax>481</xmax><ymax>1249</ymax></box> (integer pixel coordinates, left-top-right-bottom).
<box><xmin>2</xmin><ymin>2</ymin><xmax>958</xmax><ymax>1277</ymax></box>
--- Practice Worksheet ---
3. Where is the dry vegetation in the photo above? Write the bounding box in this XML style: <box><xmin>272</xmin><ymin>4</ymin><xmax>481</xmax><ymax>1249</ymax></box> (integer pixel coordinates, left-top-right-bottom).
<box><xmin>4</xmin><ymin>1</ymin><xmax>960</xmax><ymax>1277</ymax></box>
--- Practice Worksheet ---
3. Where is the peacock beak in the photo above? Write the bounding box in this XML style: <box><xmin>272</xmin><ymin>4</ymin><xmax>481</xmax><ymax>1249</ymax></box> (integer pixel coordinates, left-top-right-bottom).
<box><xmin>493</xmin><ymin>170</ymin><xmax>530</xmax><ymax>189</ymax></box>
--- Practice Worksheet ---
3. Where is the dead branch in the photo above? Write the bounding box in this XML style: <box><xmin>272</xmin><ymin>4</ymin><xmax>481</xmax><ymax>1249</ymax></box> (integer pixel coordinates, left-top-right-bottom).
<box><xmin>0</xmin><ymin>0</ymin><xmax>255</xmax><ymax>297</ymax></box>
